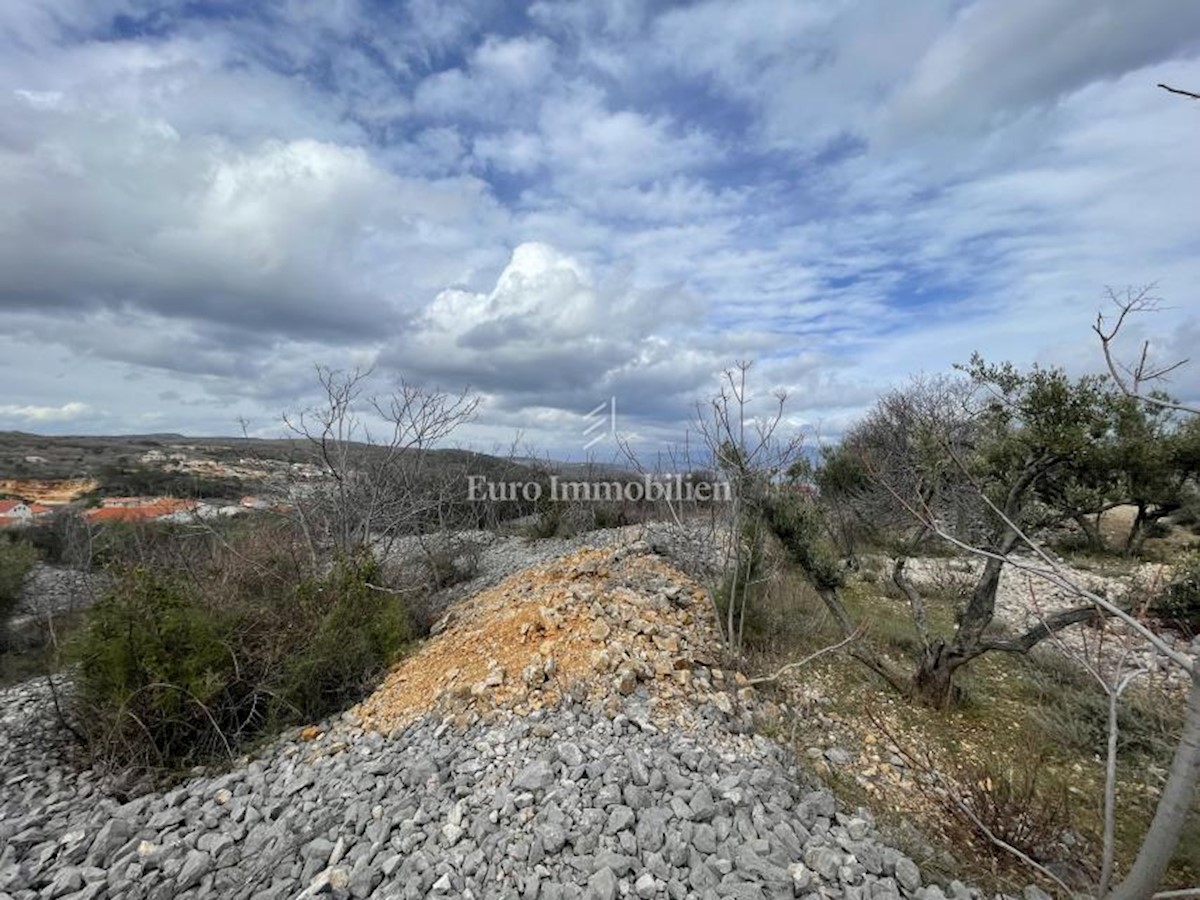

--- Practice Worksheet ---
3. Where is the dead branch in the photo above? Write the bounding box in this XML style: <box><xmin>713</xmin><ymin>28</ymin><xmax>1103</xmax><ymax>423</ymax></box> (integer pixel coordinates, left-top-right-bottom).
<box><xmin>867</xmin><ymin>710</ymin><xmax>1076</xmax><ymax>897</ymax></box>
<box><xmin>1159</xmin><ymin>83</ymin><xmax>1200</xmax><ymax>101</ymax></box>
<box><xmin>746</xmin><ymin>625</ymin><xmax>865</xmax><ymax>685</ymax></box>
<box><xmin>1093</xmin><ymin>286</ymin><xmax>1199</xmax><ymax>417</ymax></box>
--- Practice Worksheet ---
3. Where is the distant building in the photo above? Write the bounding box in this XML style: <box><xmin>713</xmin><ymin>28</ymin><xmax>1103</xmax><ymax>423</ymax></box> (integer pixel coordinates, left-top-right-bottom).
<box><xmin>84</xmin><ymin>498</ymin><xmax>198</xmax><ymax>524</ymax></box>
<box><xmin>0</xmin><ymin>500</ymin><xmax>32</xmax><ymax>526</ymax></box>
<box><xmin>0</xmin><ymin>500</ymin><xmax>52</xmax><ymax>528</ymax></box>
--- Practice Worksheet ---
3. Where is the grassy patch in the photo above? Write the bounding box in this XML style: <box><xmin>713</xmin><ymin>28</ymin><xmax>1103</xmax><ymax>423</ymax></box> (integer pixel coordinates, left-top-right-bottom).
<box><xmin>741</xmin><ymin>553</ymin><xmax>1198</xmax><ymax>895</ymax></box>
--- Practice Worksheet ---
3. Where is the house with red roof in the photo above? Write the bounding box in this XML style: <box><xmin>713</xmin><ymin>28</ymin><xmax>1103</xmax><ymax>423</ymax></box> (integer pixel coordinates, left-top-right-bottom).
<box><xmin>83</xmin><ymin>498</ymin><xmax>199</xmax><ymax>525</ymax></box>
<box><xmin>0</xmin><ymin>499</ymin><xmax>52</xmax><ymax>528</ymax></box>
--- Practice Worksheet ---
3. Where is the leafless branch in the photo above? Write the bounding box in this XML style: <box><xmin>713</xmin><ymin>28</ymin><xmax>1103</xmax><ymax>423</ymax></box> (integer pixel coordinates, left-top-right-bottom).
<box><xmin>1093</xmin><ymin>286</ymin><xmax>1198</xmax><ymax>416</ymax></box>
<box><xmin>1159</xmin><ymin>83</ymin><xmax>1200</xmax><ymax>101</ymax></box>
<box><xmin>746</xmin><ymin>625</ymin><xmax>865</xmax><ymax>685</ymax></box>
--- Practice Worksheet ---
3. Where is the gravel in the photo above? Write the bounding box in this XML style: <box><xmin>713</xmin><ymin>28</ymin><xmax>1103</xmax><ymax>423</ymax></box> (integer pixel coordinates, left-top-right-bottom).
<box><xmin>0</xmin><ymin>674</ymin><xmax>1024</xmax><ymax>900</ymax></box>
<box><xmin>0</xmin><ymin>526</ymin><xmax>1027</xmax><ymax>900</ymax></box>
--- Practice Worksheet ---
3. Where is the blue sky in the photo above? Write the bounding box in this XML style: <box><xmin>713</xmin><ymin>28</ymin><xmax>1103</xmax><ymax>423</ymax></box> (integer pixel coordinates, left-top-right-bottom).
<box><xmin>1</xmin><ymin>0</ymin><xmax>1198</xmax><ymax>456</ymax></box>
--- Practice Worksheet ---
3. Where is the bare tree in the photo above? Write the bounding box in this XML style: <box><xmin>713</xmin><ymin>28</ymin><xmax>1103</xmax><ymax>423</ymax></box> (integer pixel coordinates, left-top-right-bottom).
<box><xmin>694</xmin><ymin>361</ymin><xmax>804</xmax><ymax>656</ymax></box>
<box><xmin>1095</xmin><ymin>286</ymin><xmax>1198</xmax><ymax>418</ymax></box>
<box><xmin>1088</xmin><ymin>293</ymin><xmax>1200</xmax><ymax>900</ymax></box>
<box><xmin>282</xmin><ymin>366</ymin><xmax>479</xmax><ymax>562</ymax></box>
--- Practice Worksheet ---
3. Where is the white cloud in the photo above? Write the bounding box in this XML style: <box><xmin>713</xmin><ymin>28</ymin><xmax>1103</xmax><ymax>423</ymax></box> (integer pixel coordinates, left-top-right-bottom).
<box><xmin>413</xmin><ymin>35</ymin><xmax>557</xmax><ymax>123</ymax></box>
<box><xmin>0</xmin><ymin>401</ymin><xmax>90</xmax><ymax>422</ymax></box>
<box><xmin>385</xmin><ymin>242</ymin><xmax>727</xmax><ymax>421</ymax></box>
<box><xmin>2</xmin><ymin>0</ymin><xmax>1199</xmax><ymax>451</ymax></box>
<box><xmin>0</xmin><ymin>94</ymin><xmax>506</xmax><ymax>352</ymax></box>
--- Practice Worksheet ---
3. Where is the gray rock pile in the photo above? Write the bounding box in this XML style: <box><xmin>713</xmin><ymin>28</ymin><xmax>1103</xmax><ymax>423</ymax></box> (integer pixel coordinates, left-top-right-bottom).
<box><xmin>1</xmin><ymin>674</ymin><xmax>974</xmax><ymax>900</ymax></box>
<box><xmin>383</xmin><ymin>521</ymin><xmax>725</xmax><ymax>615</ymax></box>
<box><xmin>7</xmin><ymin>565</ymin><xmax>108</xmax><ymax>650</ymax></box>
<box><xmin>0</xmin><ymin>530</ymin><xmax>1018</xmax><ymax>900</ymax></box>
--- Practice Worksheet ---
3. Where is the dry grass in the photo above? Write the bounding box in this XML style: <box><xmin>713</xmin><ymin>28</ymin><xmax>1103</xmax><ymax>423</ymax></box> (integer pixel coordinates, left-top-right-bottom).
<box><xmin>739</xmin><ymin>552</ymin><xmax>1198</xmax><ymax>896</ymax></box>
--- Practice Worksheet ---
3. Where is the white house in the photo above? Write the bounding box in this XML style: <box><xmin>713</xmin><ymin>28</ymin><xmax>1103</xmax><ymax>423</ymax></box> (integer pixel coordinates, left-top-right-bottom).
<box><xmin>0</xmin><ymin>500</ymin><xmax>32</xmax><ymax>526</ymax></box>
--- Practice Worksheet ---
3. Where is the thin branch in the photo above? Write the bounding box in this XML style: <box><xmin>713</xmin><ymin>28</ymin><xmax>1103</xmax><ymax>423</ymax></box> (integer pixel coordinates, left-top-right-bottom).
<box><xmin>1158</xmin><ymin>83</ymin><xmax>1200</xmax><ymax>100</ymax></box>
<box><xmin>1093</xmin><ymin>286</ymin><xmax>1199</xmax><ymax>416</ymax></box>
<box><xmin>746</xmin><ymin>626</ymin><xmax>864</xmax><ymax>685</ymax></box>
<box><xmin>869</xmin><ymin>711</ymin><xmax>1077</xmax><ymax>897</ymax></box>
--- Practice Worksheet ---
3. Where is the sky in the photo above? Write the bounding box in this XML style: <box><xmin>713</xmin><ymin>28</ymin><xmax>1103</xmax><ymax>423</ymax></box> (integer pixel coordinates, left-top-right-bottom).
<box><xmin>1</xmin><ymin>0</ymin><xmax>1198</xmax><ymax>458</ymax></box>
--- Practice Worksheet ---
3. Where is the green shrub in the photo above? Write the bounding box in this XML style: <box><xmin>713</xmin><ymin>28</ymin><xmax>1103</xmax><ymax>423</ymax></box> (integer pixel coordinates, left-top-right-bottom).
<box><xmin>1020</xmin><ymin>653</ymin><xmax>1179</xmax><ymax>760</ymax></box>
<box><xmin>74</xmin><ymin>567</ymin><xmax>236</xmax><ymax>766</ymax></box>
<box><xmin>1153</xmin><ymin>553</ymin><xmax>1200</xmax><ymax>636</ymax></box>
<box><xmin>0</xmin><ymin>538</ymin><xmax>37</xmax><ymax>652</ymax></box>
<box><xmin>71</xmin><ymin>532</ymin><xmax>413</xmax><ymax>771</ymax></box>
<box><xmin>277</xmin><ymin>556</ymin><xmax>413</xmax><ymax>721</ymax></box>
<box><xmin>763</xmin><ymin>493</ymin><xmax>844</xmax><ymax>591</ymax></box>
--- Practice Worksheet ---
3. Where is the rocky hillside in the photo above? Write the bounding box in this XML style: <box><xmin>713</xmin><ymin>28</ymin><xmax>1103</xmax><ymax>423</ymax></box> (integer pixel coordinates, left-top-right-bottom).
<box><xmin>0</xmin><ymin>530</ymin><xmax>1027</xmax><ymax>900</ymax></box>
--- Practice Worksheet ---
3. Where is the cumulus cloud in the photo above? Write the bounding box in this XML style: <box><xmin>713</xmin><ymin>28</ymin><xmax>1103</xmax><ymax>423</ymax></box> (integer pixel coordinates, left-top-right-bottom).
<box><xmin>1</xmin><ymin>0</ymin><xmax>1199</xmax><ymax>451</ymax></box>
<box><xmin>385</xmin><ymin>242</ymin><xmax>723</xmax><ymax>421</ymax></box>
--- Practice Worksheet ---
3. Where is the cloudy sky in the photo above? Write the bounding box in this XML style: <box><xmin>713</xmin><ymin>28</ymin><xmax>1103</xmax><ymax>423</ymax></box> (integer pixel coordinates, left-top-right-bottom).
<box><xmin>2</xmin><ymin>1</ymin><xmax>1198</xmax><ymax>456</ymax></box>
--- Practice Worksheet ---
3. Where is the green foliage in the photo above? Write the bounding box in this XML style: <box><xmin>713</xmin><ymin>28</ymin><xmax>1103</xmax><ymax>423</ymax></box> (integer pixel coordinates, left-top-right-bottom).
<box><xmin>0</xmin><ymin>537</ymin><xmax>36</xmax><ymax>606</ymax></box>
<box><xmin>814</xmin><ymin>443</ymin><xmax>869</xmax><ymax>498</ymax></box>
<box><xmin>962</xmin><ymin>355</ymin><xmax>1115</xmax><ymax>508</ymax></box>
<box><xmin>1018</xmin><ymin>651</ymin><xmax>1180</xmax><ymax>759</ymax></box>
<box><xmin>92</xmin><ymin>462</ymin><xmax>244</xmax><ymax>501</ymax></box>
<box><xmin>74</xmin><ymin>567</ymin><xmax>233</xmax><ymax>765</ymax></box>
<box><xmin>277</xmin><ymin>556</ymin><xmax>412</xmax><ymax>721</ymax></box>
<box><xmin>0</xmin><ymin>538</ymin><xmax>38</xmax><ymax>651</ymax></box>
<box><xmin>70</xmin><ymin>532</ymin><xmax>413</xmax><ymax>770</ymax></box>
<box><xmin>1153</xmin><ymin>553</ymin><xmax>1200</xmax><ymax>636</ymax></box>
<box><xmin>763</xmin><ymin>492</ymin><xmax>844</xmax><ymax>591</ymax></box>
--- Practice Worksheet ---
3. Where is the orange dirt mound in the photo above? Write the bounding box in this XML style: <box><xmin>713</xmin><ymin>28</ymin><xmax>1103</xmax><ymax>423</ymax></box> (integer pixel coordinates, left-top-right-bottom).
<box><xmin>354</xmin><ymin>545</ymin><xmax>725</xmax><ymax>736</ymax></box>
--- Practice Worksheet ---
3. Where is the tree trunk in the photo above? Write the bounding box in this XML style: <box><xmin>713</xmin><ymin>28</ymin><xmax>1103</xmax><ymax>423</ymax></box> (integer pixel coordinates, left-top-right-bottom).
<box><xmin>1124</xmin><ymin>501</ymin><xmax>1148</xmax><ymax>556</ymax></box>
<box><xmin>910</xmin><ymin>554</ymin><xmax>1006</xmax><ymax>706</ymax></box>
<box><xmin>1072</xmin><ymin>512</ymin><xmax>1106</xmax><ymax>552</ymax></box>
<box><xmin>912</xmin><ymin>641</ymin><xmax>963</xmax><ymax>709</ymax></box>
<box><xmin>1107</xmin><ymin>670</ymin><xmax>1200</xmax><ymax>900</ymax></box>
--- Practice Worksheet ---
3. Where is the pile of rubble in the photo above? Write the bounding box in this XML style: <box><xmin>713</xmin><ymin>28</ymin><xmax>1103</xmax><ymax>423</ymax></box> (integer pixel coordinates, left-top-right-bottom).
<box><xmin>356</xmin><ymin>542</ymin><xmax>741</xmax><ymax>737</ymax></box>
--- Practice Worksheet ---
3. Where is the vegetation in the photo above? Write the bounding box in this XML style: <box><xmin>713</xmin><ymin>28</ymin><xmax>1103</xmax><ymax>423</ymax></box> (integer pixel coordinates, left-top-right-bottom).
<box><xmin>89</xmin><ymin>463</ymin><xmax>246</xmax><ymax>502</ymax></box>
<box><xmin>0</xmin><ymin>536</ymin><xmax>37</xmax><ymax>652</ymax></box>
<box><xmin>1153</xmin><ymin>553</ymin><xmax>1200</xmax><ymax>636</ymax></box>
<box><xmin>70</xmin><ymin>524</ymin><xmax>414</xmax><ymax>771</ymax></box>
<box><xmin>5</xmin><ymin>316</ymin><xmax>1199</xmax><ymax>896</ymax></box>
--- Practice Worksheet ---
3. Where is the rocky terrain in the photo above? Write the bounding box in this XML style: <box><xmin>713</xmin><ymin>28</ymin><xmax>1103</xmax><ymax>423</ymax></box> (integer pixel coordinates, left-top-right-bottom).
<box><xmin>0</xmin><ymin>527</ymin><xmax>1052</xmax><ymax>900</ymax></box>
